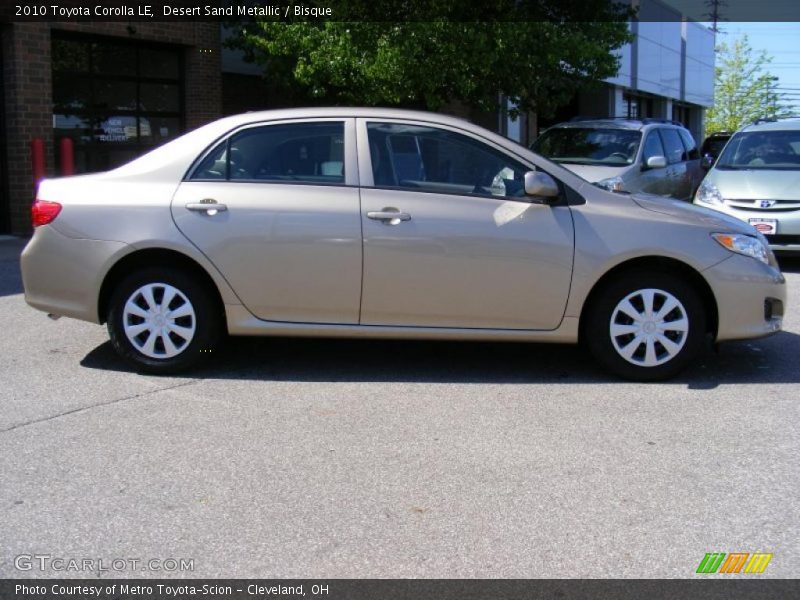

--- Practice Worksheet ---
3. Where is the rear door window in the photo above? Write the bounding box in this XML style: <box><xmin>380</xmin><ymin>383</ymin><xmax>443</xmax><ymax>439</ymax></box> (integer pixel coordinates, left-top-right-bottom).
<box><xmin>191</xmin><ymin>121</ymin><xmax>345</xmax><ymax>184</ymax></box>
<box><xmin>658</xmin><ymin>128</ymin><xmax>687</xmax><ymax>164</ymax></box>
<box><xmin>678</xmin><ymin>129</ymin><xmax>699</xmax><ymax>160</ymax></box>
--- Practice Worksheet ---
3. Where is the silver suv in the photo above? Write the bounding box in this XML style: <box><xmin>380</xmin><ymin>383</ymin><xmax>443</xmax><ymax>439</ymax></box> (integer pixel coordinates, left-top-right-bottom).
<box><xmin>695</xmin><ymin>118</ymin><xmax>800</xmax><ymax>253</ymax></box>
<box><xmin>531</xmin><ymin>118</ymin><xmax>703</xmax><ymax>200</ymax></box>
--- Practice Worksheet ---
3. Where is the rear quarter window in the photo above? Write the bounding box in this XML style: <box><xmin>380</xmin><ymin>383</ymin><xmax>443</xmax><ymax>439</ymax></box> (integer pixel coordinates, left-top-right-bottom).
<box><xmin>678</xmin><ymin>129</ymin><xmax>699</xmax><ymax>160</ymax></box>
<box><xmin>190</xmin><ymin>121</ymin><xmax>345</xmax><ymax>184</ymax></box>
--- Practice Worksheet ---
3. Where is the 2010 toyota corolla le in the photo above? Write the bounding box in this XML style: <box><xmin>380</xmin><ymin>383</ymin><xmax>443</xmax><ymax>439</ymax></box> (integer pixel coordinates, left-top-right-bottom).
<box><xmin>21</xmin><ymin>108</ymin><xmax>786</xmax><ymax>381</ymax></box>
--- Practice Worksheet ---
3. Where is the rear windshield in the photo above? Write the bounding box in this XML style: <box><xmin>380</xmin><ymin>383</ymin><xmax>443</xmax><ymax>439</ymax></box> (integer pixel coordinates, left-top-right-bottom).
<box><xmin>531</xmin><ymin>127</ymin><xmax>641</xmax><ymax>166</ymax></box>
<box><xmin>716</xmin><ymin>130</ymin><xmax>800</xmax><ymax>170</ymax></box>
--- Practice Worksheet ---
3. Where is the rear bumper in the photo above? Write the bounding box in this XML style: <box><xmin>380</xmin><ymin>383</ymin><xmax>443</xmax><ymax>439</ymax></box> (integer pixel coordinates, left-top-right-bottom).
<box><xmin>703</xmin><ymin>254</ymin><xmax>786</xmax><ymax>341</ymax></box>
<box><xmin>21</xmin><ymin>225</ymin><xmax>130</xmax><ymax>324</ymax></box>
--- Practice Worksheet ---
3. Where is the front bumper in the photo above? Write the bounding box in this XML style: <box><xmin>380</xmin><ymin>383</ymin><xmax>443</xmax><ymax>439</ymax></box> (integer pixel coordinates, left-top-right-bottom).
<box><xmin>695</xmin><ymin>199</ymin><xmax>800</xmax><ymax>253</ymax></box>
<box><xmin>21</xmin><ymin>225</ymin><xmax>130</xmax><ymax>324</ymax></box>
<box><xmin>703</xmin><ymin>253</ymin><xmax>786</xmax><ymax>342</ymax></box>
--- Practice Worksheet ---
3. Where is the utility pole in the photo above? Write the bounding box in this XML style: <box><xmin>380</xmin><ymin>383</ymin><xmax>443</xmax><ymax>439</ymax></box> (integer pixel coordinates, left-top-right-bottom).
<box><xmin>705</xmin><ymin>0</ymin><xmax>727</xmax><ymax>33</ymax></box>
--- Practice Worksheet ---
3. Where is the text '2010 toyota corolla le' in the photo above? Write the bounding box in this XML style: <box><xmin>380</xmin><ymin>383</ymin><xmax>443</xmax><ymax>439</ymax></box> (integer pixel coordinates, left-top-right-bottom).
<box><xmin>22</xmin><ymin>108</ymin><xmax>786</xmax><ymax>381</ymax></box>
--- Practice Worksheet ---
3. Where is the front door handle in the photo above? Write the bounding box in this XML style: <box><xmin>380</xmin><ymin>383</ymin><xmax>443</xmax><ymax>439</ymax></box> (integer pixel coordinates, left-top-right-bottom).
<box><xmin>186</xmin><ymin>199</ymin><xmax>227</xmax><ymax>215</ymax></box>
<box><xmin>367</xmin><ymin>209</ymin><xmax>411</xmax><ymax>224</ymax></box>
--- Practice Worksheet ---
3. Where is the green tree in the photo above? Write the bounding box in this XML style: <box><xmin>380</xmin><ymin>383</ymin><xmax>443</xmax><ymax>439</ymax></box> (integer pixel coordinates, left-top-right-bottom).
<box><xmin>226</xmin><ymin>1</ymin><xmax>632</xmax><ymax>117</ymax></box>
<box><xmin>706</xmin><ymin>35</ymin><xmax>792</xmax><ymax>134</ymax></box>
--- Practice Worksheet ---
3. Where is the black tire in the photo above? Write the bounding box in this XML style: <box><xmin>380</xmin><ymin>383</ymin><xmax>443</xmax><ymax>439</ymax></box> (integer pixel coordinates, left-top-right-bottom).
<box><xmin>584</xmin><ymin>270</ymin><xmax>707</xmax><ymax>381</ymax></box>
<box><xmin>107</xmin><ymin>267</ymin><xmax>222</xmax><ymax>374</ymax></box>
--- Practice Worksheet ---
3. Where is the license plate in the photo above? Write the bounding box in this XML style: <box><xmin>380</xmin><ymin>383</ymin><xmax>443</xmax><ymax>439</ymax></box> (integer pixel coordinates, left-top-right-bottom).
<box><xmin>748</xmin><ymin>218</ymin><xmax>777</xmax><ymax>235</ymax></box>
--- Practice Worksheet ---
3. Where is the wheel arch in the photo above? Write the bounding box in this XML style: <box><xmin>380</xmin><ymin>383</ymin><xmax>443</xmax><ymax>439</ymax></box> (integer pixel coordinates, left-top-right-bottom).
<box><xmin>578</xmin><ymin>256</ymin><xmax>719</xmax><ymax>341</ymax></box>
<box><xmin>97</xmin><ymin>248</ymin><xmax>226</xmax><ymax>327</ymax></box>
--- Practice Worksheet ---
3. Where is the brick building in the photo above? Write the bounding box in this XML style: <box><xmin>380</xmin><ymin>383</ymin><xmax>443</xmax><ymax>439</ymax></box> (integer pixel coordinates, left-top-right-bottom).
<box><xmin>0</xmin><ymin>22</ymin><xmax>222</xmax><ymax>234</ymax></box>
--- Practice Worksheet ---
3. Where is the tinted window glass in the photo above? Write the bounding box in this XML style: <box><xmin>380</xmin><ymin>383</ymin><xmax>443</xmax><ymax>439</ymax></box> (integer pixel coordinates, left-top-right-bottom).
<box><xmin>139</xmin><ymin>83</ymin><xmax>180</xmax><ymax>112</ymax></box>
<box><xmin>677</xmin><ymin>129</ymin><xmax>699</xmax><ymax>160</ymax></box>
<box><xmin>53</xmin><ymin>73</ymin><xmax>92</xmax><ymax>112</ymax></box>
<box><xmin>192</xmin><ymin>122</ymin><xmax>345</xmax><ymax>183</ymax></box>
<box><xmin>92</xmin><ymin>41</ymin><xmax>135</xmax><ymax>76</ymax></box>
<box><xmin>701</xmin><ymin>135</ymin><xmax>730</xmax><ymax>158</ymax></box>
<box><xmin>641</xmin><ymin>132</ymin><xmax>665</xmax><ymax>161</ymax></box>
<box><xmin>659</xmin><ymin>129</ymin><xmax>686</xmax><ymax>164</ymax></box>
<box><xmin>192</xmin><ymin>141</ymin><xmax>228</xmax><ymax>180</ymax></box>
<box><xmin>368</xmin><ymin>122</ymin><xmax>530</xmax><ymax>198</ymax></box>
<box><xmin>140</xmin><ymin>48</ymin><xmax>180</xmax><ymax>79</ymax></box>
<box><xmin>94</xmin><ymin>80</ymin><xmax>138</xmax><ymax>111</ymax></box>
<box><xmin>141</xmin><ymin>116</ymin><xmax>181</xmax><ymax>145</ymax></box>
<box><xmin>52</xmin><ymin>38</ymin><xmax>89</xmax><ymax>72</ymax></box>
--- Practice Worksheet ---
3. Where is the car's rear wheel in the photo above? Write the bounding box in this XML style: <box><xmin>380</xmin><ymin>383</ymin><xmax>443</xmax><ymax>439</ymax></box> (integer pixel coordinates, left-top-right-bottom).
<box><xmin>585</xmin><ymin>271</ymin><xmax>707</xmax><ymax>381</ymax></box>
<box><xmin>107</xmin><ymin>268</ymin><xmax>222</xmax><ymax>374</ymax></box>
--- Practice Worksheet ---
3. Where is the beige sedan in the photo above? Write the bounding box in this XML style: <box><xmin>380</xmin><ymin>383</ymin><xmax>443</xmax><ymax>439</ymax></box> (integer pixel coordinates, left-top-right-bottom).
<box><xmin>22</xmin><ymin>108</ymin><xmax>786</xmax><ymax>380</ymax></box>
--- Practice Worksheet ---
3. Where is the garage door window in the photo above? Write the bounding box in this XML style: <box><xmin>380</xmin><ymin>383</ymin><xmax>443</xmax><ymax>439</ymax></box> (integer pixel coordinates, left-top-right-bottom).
<box><xmin>52</xmin><ymin>34</ymin><xmax>183</xmax><ymax>173</ymax></box>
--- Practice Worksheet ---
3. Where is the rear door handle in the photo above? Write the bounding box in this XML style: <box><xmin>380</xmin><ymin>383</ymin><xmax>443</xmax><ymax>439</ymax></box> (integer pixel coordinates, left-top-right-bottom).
<box><xmin>186</xmin><ymin>200</ymin><xmax>227</xmax><ymax>215</ymax></box>
<box><xmin>367</xmin><ymin>210</ymin><xmax>411</xmax><ymax>224</ymax></box>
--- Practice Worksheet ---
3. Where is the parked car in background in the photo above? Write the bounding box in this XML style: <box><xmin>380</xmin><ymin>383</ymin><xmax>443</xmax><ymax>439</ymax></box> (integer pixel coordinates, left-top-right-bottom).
<box><xmin>22</xmin><ymin>108</ymin><xmax>785</xmax><ymax>381</ymax></box>
<box><xmin>700</xmin><ymin>131</ymin><xmax>733</xmax><ymax>169</ymax></box>
<box><xmin>531</xmin><ymin>118</ymin><xmax>704</xmax><ymax>201</ymax></box>
<box><xmin>694</xmin><ymin>118</ymin><xmax>800</xmax><ymax>254</ymax></box>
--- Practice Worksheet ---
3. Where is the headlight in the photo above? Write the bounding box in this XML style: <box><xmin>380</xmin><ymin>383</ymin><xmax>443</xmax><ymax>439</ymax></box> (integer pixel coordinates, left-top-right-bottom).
<box><xmin>696</xmin><ymin>181</ymin><xmax>724</xmax><ymax>205</ymax></box>
<box><xmin>712</xmin><ymin>233</ymin><xmax>770</xmax><ymax>264</ymax></box>
<box><xmin>595</xmin><ymin>176</ymin><xmax>625</xmax><ymax>193</ymax></box>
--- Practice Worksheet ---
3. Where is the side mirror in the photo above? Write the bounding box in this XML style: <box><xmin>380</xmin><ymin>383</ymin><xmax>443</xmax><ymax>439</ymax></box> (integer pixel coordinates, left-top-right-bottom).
<box><xmin>645</xmin><ymin>156</ymin><xmax>668</xmax><ymax>169</ymax></box>
<box><xmin>700</xmin><ymin>154</ymin><xmax>715</xmax><ymax>170</ymax></box>
<box><xmin>524</xmin><ymin>171</ymin><xmax>559</xmax><ymax>199</ymax></box>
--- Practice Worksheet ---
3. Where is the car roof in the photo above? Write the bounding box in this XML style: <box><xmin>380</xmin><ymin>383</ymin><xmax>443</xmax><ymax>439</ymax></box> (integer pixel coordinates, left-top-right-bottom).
<box><xmin>740</xmin><ymin>118</ymin><xmax>800</xmax><ymax>133</ymax></box>
<box><xmin>548</xmin><ymin>119</ymin><xmax>643</xmax><ymax>131</ymax></box>
<box><xmin>545</xmin><ymin>119</ymin><xmax>687</xmax><ymax>132</ymax></box>
<box><xmin>213</xmin><ymin>107</ymin><xmax>472</xmax><ymax>130</ymax></box>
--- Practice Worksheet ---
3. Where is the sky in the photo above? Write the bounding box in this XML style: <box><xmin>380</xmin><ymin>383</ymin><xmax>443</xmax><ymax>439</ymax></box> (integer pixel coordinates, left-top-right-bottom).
<box><xmin>661</xmin><ymin>1</ymin><xmax>800</xmax><ymax>110</ymax></box>
<box><xmin>709</xmin><ymin>22</ymin><xmax>800</xmax><ymax>111</ymax></box>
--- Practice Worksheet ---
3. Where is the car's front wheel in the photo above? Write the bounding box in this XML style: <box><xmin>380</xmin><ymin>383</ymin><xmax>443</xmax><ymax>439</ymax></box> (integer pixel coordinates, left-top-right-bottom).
<box><xmin>107</xmin><ymin>268</ymin><xmax>222</xmax><ymax>374</ymax></box>
<box><xmin>585</xmin><ymin>271</ymin><xmax>707</xmax><ymax>381</ymax></box>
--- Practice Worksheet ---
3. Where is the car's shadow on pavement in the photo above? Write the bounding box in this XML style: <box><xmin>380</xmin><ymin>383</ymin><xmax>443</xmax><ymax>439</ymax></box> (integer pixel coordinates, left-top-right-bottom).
<box><xmin>81</xmin><ymin>329</ymin><xmax>800</xmax><ymax>389</ymax></box>
<box><xmin>79</xmin><ymin>252</ymin><xmax>800</xmax><ymax>389</ymax></box>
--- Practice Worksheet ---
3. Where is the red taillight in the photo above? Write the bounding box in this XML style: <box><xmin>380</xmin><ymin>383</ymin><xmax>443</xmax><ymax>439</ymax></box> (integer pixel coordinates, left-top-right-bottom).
<box><xmin>31</xmin><ymin>199</ymin><xmax>62</xmax><ymax>227</ymax></box>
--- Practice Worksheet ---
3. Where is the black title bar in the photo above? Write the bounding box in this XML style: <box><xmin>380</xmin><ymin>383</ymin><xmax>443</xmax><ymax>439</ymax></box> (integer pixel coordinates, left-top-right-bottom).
<box><xmin>3</xmin><ymin>0</ymin><xmax>800</xmax><ymax>22</ymax></box>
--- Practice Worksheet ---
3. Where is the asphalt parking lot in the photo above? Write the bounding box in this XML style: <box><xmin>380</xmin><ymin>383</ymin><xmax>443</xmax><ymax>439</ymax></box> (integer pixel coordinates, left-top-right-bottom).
<box><xmin>1</xmin><ymin>236</ymin><xmax>798</xmax><ymax>579</ymax></box>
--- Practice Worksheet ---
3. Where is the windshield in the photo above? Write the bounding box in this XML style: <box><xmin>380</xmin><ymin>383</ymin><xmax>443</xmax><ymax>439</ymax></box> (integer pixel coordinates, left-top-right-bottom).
<box><xmin>716</xmin><ymin>130</ymin><xmax>800</xmax><ymax>170</ymax></box>
<box><xmin>531</xmin><ymin>127</ymin><xmax>641</xmax><ymax>166</ymax></box>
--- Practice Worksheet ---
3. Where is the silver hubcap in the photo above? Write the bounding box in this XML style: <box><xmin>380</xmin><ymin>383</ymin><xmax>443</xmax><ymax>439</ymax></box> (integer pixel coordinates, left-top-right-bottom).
<box><xmin>609</xmin><ymin>288</ymin><xmax>689</xmax><ymax>368</ymax></box>
<box><xmin>122</xmin><ymin>283</ymin><xmax>196</xmax><ymax>359</ymax></box>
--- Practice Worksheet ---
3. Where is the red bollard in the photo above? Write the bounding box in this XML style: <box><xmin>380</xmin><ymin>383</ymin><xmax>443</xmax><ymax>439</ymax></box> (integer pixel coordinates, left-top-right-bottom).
<box><xmin>59</xmin><ymin>137</ymin><xmax>74</xmax><ymax>176</ymax></box>
<box><xmin>31</xmin><ymin>138</ymin><xmax>45</xmax><ymax>195</ymax></box>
